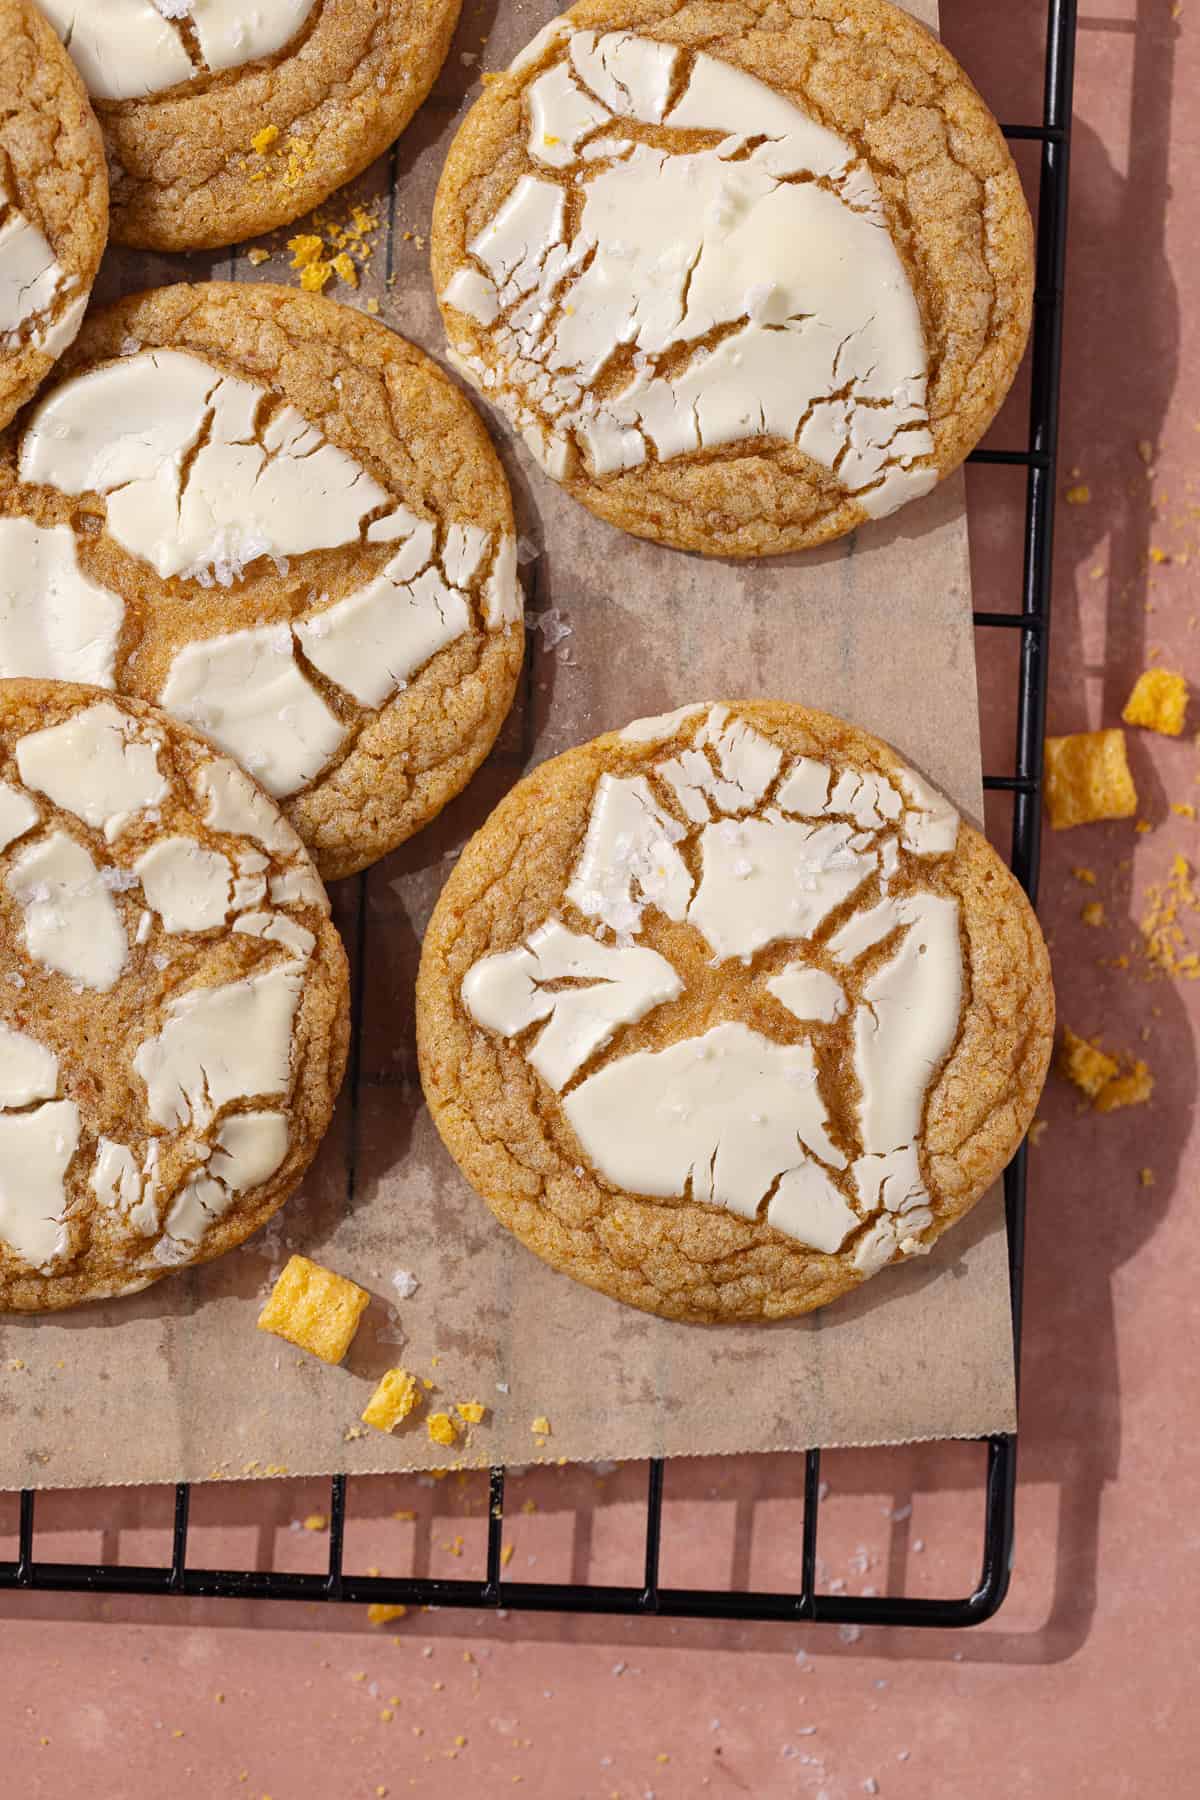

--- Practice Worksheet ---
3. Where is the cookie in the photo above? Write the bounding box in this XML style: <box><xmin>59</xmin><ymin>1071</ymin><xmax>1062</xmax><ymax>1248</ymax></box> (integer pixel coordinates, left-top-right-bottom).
<box><xmin>432</xmin><ymin>0</ymin><xmax>1034</xmax><ymax>557</ymax></box>
<box><xmin>0</xmin><ymin>282</ymin><xmax>525</xmax><ymax>881</ymax></box>
<box><xmin>417</xmin><ymin>701</ymin><xmax>1054</xmax><ymax>1324</ymax></box>
<box><xmin>0</xmin><ymin>680</ymin><xmax>349</xmax><ymax>1313</ymax></box>
<box><xmin>39</xmin><ymin>0</ymin><xmax>461</xmax><ymax>251</ymax></box>
<box><xmin>0</xmin><ymin>0</ymin><xmax>108</xmax><ymax>431</ymax></box>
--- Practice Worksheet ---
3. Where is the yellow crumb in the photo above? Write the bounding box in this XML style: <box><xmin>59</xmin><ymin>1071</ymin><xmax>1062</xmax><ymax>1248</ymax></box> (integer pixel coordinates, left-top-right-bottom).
<box><xmin>246</xmin><ymin>247</ymin><xmax>270</xmax><ymax>266</ymax></box>
<box><xmin>1135</xmin><ymin>818</ymin><xmax>1153</xmax><ymax>834</ymax></box>
<box><xmin>530</xmin><ymin>1416</ymin><xmax>550</xmax><ymax>1436</ymax></box>
<box><xmin>287</xmin><ymin>233</ymin><xmax>325</xmax><ymax>268</ymax></box>
<box><xmin>393</xmin><ymin>1509</ymin><xmax>417</xmax><ymax>1521</ymax></box>
<box><xmin>543</xmin><ymin>134</ymin><xmax>561</xmax><ymax>145</ymax></box>
<box><xmin>302</xmin><ymin>1513</ymin><xmax>328</xmax><ymax>1532</ymax></box>
<box><xmin>427</xmin><ymin>1412</ymin><xmax>459</xmax><ymax>1448</ymax></box>
<box><xmin>1065</xmin><ymin>483</ymin><xmax>1091</xmax><ymax>504</ymax></box>
<box><xmin>256</xmin><ymin>1254</ymin><xmax>370</xmax><ymax>1364</ymax></box>
<box><xmin>298</xmin><ymin>262</ymin><xmax>333</xmax><ymax>293</ymax></box>
<box><xmin>1057</xmin><ymin>1028</ymin><xmax>1119</xmax><ymax>1099</ymax></box>
<box><xmin>1139</xmin><ymin>1167</ymin><xmax>1155</xmax><ymax>1187</ymax></box>
<box><xmin>1123</xmin><ymin>668</ymin><xmax>1190</xmax><ymax>737</ymax></box>
<box><xmin>1028</xmin><ymin>1119</ymin><xmax>1048</xmax><ymax>1148</ymax></box>
<box><xmin>1080</xmin><ymin>901</ymin><xmax>1105</xmax><ymax>927</ymax></box>
<box><xmin>1044</xmin><ymin>730</ymin><xmax>1138</xmax><ymax>829</ymax></box>
<box><xmin>455</xmin><ymin>1401</ymin><xmax>486</xmax><ymax>1425</ymax></box>
<box><xmin>368</xmin><ymin>1604</ymin><xmax>408</xmax><ymax>1627</ymax></box>
<box><xmin>656</xmin><ymin>1754</ymin><xmax>670</xmax><ymax>1765</ymax></box>
<box><xmin>250</xmin><ymin>124</ymin><xmax>280</xmax><ymax>155</ymax></box>
<box><xmin>362</xmin><ymin>1368</ymin><xmax>422</xmax><ymax>1433</ymax></box>
<box><xmin>379</xmin><ymin>1709</ymin><xmax>394</xmax><ymax>1723</ymax></box>
<box><xmin>1072</xmin><ymin>866</ymin><xmax>1098</xmax><ymax>885</ymax></box>
<box><xmin>500</xmin><ymin>1543</ymin><xmax>515</xmax><ymax>1566</ymax></box>
<box><xmin>331</xmin><ymin>251</ymin><xmax>358</xmax><ymax>287</ymax></box>
<box><xmin>421</xmin><ymin>1377</ymin><xmax>435</xmax><ymax>1391</ymax></box>
<box><xmin>1094</xmin><ymin>1062</ymin><xmax>1154</xmax><ymax>1112</ymax></box>
<box><xmin>1173</xmin><ymin>802</ymin><xmax>1197</xmax><ymax>819</ymax></box>
<box><xmin>366</xmin><ymin>297</ymin><xmax>380</xmax><ymax>314</ymax></box>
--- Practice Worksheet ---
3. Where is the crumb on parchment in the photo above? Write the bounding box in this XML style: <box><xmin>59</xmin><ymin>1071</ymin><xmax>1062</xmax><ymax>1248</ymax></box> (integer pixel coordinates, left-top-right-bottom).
<box><xmin>427</xmin><ymin>1412</ymin><xmax>459</xmax><ymax>1448</ymax></box>
<box><xmin>362</xmin><ymin>1368</ymin><xmax>422</xmax><ymax>1433</ymax></box>
<box><xmin>1057</xmin><ymin>1028</ymin><xmax>1154</xmax><ymax>1112</ymax></box>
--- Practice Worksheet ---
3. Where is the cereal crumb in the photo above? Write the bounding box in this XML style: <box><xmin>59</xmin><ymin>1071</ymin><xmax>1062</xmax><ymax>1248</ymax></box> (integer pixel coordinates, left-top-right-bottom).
<box><xmin>250</xmin><ymin>124</ymin><xmax>280</xmax><ymax>155</ymax></box>
<box><xmin>363</xmin><ymin>1369</ymin><xmax>422</xmax><ymax>1433</ymax></box>
<box><xmin>1081</xmin><ymin>901</ymin><xmax>1105</xmax><ymax>927</ymax></box>
<box><xmin>530</xmin><ymin>1415</ymin><xmax>551</xmax><ymax>1436</ymax></box>
<box><xmin>1057</xmin><ymin>1028</ymin><xmax>1119</xmax><ymax>1099</ymax></box>
<box><xmin>246</xmin><ymin>247</ymin><xmax>270</xmax><ymax>266</ymax></box>
<box><xmin>1139</xmin><ymin>1167</ymin><xmax>1155</xmax><ymax>1188</ymax></box>
<box><xmin>302</xmin><ymin>1513</ymin><xmax>328</xmax><ymax>1532</ymax></box>
<box><xmin>455</xmin><ymin>1401</ymin><xmax>487</xmax><ymax>1425</ymax></box>
<box><xmin>1065</xmin><ymin>482</ymin><xmax>1091</xmax><ymax>504</ymax></box>
<box><xmin>1044</xmin><ymin>730</ymin><xmax>1138</xmax><ymax>829</ymax></box>
<box><xmin>1123</xmin><ymin>668</ymin><xmax>1189</xmax><ymax>737</ymax></box>
<box><xmin>427</xmin><ymin>1412</ymin><xmax>459</xmax><ymax>1448</ymax></box>
<box><xmin>368</xmin><ymin>1604</ymin><xmax>408</xmax><ymax>1626</ymax></box>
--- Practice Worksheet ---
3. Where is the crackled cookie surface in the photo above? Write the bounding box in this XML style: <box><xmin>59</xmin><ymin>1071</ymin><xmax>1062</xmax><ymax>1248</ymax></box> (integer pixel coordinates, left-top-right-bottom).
<box><xmin>0</xmin><ymin>0</ymin><xmax>108</xmax><ymax>431</ymax></box>
<box><xmin>41</xmin><ymin>0</ymin><xmax>461</xmax><ymax>250</ymax></box>
<box><xmin>417</xmin><ymin>701</ymin><xmax>1054</xmax><ymax>1323</ymax></box>
<box><xmin>432</xmin><ymin>0</ymin><xmax>1033</xmax><ymax>556</ymax></box>
<box><xmin>0</xmin><ymin>283</ymin><xmax>525</xmax><ymax>880</ymax></box>
<box><xmin>0</xmin><ymin>681</ymin><xmax>349</xmax><ymax>1312</ymax></box>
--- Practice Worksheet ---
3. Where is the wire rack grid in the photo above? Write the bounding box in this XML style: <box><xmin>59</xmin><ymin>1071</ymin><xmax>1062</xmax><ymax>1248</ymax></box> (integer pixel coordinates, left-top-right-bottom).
<box><xmin>0</xmin><ymin>0</ymin><xmax>1078</xmax><ymax>1628</ymax></box>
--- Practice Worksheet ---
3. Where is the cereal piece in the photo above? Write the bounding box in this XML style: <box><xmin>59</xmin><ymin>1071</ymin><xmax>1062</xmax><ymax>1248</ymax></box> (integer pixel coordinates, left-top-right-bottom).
<box><xmin>1044</xmin><ymin>730</ymin><xmax>1138</xmax><ymax>829</ymax></box>
<box><xmin>1139</xmin><ymin>1167</ymin><xmax>1155</xmax><ymax>1188</ymax></box>
<box><xmin>250</xmin><ymin>124</ymin><xmax>280</xmax><ymax>155</ymax></box>
<box><xmin>455</xmin><ymin>1400</ymin><xmax>486</xmax><ymax>1424</ymax></box>
<box><xmin>368</xmin><ymin>1603</ymin><xmax>408</xmax><ymax>1626</ymax></box>
<box><xmin>1065</xmin><ymin>483</ymin><xmax>1091</xmax><ymax>504</ymax></box>
<box><xmin>302</xmin><ymin>1512</ymin><xmax>328</xmax><ymax>1532</ymax></box>
<box><xmin>1094</xmin><ymin>1061</ymin><xmax>1154</xmax><ymax>1112</ymax></box>
<box><xmin>530</xmin><ymin>1415</ymin><xmax>550</xmax><ymax>1436</ymax></box>
<box><xmin>331</xmin><ymin>253</ymin><xmax>359</xmax><ymax>287</ymax></box>
<box><xmin>1073</xmin><ymin>866</ymin><xmax>1098</xmax><ymax>885</ymax></box>
<box><xmin>298</xmin><ymin>262</ymin><xmax>333</xmax><ymax>293</ymax></box>
<box><xmin>1057</xmin><ymin>1028</ymin><xmax>1119</xmax><ymax>1099</ymax></box>
<box><xmin>1081</xmin><ymin>902</ymin><xmax>1105</xmax><ymax>927</ymax></box>
<box><xmin>362</xmin><ymin>1368</ymin><xmax>422</xmax><ymax>1432</ymax></box>
<box><xmin>257</xmin><ymin>1254</ymin><xmax>369</xmax><ymax>1364</ymax></box>
<box><xmin>427</xmin><ymin>1412</ymin><xmax>458</xmax><ymax>1447</ymax></box>
<box><xmin>1122</xmin><ymin>668</ymin><xmax>1189</xmax><ymax>737</ymax></box>
<box><xmin>246</xmin><ymin>247</ymin><xmax>270</xmax><ymax>266</ymax></box>
<box><xmin>287</xmin><ymin>234</ymin><xmax>325</xmax><ymax>269</ymax></box>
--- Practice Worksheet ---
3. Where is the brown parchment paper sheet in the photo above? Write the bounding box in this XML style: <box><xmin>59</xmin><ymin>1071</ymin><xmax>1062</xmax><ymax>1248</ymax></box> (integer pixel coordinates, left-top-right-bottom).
<box><xmin>0</xmin><ymin>0</ymin><xmax>1016</xmax><ymax>1489</ymax></box>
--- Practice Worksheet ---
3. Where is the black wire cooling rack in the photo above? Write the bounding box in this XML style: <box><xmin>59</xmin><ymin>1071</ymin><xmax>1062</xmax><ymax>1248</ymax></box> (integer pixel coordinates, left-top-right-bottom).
<box><xmin>0</xmin><ymin>0</ymin><xmax>1077</xmax><ymax>1627</ymax></box>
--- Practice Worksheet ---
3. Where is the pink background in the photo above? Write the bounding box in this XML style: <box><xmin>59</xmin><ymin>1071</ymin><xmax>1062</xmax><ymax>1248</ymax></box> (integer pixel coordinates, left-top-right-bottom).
<box><xmin>1</xmin><ymin>1</ymin><xmax>1194</xmax><ymax>1793</ymax></box>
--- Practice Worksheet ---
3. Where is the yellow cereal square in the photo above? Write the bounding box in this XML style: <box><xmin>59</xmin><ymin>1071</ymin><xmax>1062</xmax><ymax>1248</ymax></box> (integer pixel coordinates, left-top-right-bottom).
<box><xmin>427</xmin><ymin>1412</ymin><xmax>458</xmax><ymax>1447</ymax></box>
<box><xmin>455</xmin><ymin>1401</ymin><xmax>486</xmax><ymax>1425</ymax></box>
<box><xmin>1057</xmin><ymin>1027</ymin><xmax>1119</xmax><ymax>1099</ymax></box>
<box><xmin>1122</xmin><ymin>668</ymin><xmax>1189</xmax><ymax>737</ymax></box>
<box><xmin>257</xmin><ymin>1254</ymin><xmax>369</xmax><ymax>1363</ymax></box>
<box><xmin>1044</xmin><ymin>730</ymin><xmax>1138</xmax><ymax>829</ymax></box>
<box><xmin>362</xmin><ymin>1368</ymin><xmax>421</xmax><ymax>1432</ymax></box>
<box><xmin>1094</xmin><ymin>1060</ymin><xmax>1154</xmax><ymax>1112</ymax></box>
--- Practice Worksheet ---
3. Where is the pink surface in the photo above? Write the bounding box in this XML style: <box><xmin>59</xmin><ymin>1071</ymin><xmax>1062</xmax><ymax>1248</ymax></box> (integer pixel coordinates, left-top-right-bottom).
<box><xmin>2</xmin><ymin>2</ymin><xmax>1197</xmax><ymax>1794</ymax></box>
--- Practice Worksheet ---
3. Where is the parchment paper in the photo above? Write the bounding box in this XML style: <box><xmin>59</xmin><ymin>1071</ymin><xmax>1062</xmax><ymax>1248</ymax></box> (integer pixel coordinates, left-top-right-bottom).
<box><xmin>0</xmin><ymin>0</ymin><xmax>1017</xmax><ymax>1489</ymax></box>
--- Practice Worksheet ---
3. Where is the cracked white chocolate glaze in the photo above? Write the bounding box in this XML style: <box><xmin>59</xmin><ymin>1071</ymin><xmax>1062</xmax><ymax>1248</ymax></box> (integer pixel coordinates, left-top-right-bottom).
<box><xmin>432</xmin><ymin>0</ymin><xmax>1034</xmax><ymax>557</ymax></box>
<box><xmin>418</xmin><ymin>701</ymin><xmax>1055</xmax><ymax>1323</ymax></box>
<box><xmin>442</xmin><ymin>31</ymin><xmax>934</xmax><ymax>514</ymax></box>
<box><xmin>40</xmin><ymin>0</ymin><xmax>317</xmax><ymax>102</ymax></box>
<box><xmin>0</xmin><ymin>681</ymin><xmax>349</xmax><ymax>1312</ymax></box>
<box><xmin>0</xmin><ymin>283</ymin><xmax>525</xmax><ymax>878</ymax></box>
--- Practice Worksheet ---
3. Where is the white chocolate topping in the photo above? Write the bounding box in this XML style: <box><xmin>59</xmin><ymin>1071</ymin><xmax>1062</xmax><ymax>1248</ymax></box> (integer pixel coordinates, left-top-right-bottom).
<box><xmin>0</xmin><ymin>521</ymin><xmax>124</xmax><ymax>689</ymax></box>
<box><xmin>295</xmin><ymin>564</ymin><xmax>471</xmax><ymax>710</ymax></box>
<box><xmin>208</xmin><ymin>1110</ymin><xmax>289</xmax><ymax>1190</ymax></box>
<box><xmin>462</xmin><ymin>704</ymin><xmax>963</xmax><ymax>1264</ymax></box>
<box><xmin>0</xmin><ymin>193</ymin><xmax>75</xmax><ymax>349</ymax></box>
<box><xmin>0</xmin><ymin>1021</ymin><xmax>59</xmax><ymax>1107</ymax></box>
<box><xmin>195</xmin><ymin>758</ymin><xmax>304</xmax><ymax>856</ymax></box>
<box><xmin>0</xmin><ymin>1099</ymin><xmax>80</xmax><ymax>1267</ymax></box>
<box><xmin>766</xmin><ymin>964</ymin><xmax>847</xmax><ymax>1025</ymax></box>
<box><xmin>134</xmin><ymin>836</ymin><xmax>233</xmax><ymax>933</ymax></box>
<box><xmin>40</xmin><ymin>0</ymin><xmax>316</xmax><ymax>102</ymax></box>
<box><xmin>0</xmin><ymin>782</ymin><xmax>39</xmax><ymax>854</ymax></box>
<box><xmin>161</xmin><ymin>625</ymin><xmax>346</xmax><ymax>799</ymax></box>
<box><xmin>134</xmin><ymin>964</ymin><xmax>304</xmax><ymax>1130</ymax></box>
<box><xmin>442</xmin><ymin>35</ymin><xmax>935</xmax><ymax>517</ymax></box>
<box><xmin>15</xmin><ymin>702</ymin><xmax>168</xmax><ymax>838</ymax></box>
<box><xmin>8</xmin><ymin>831</ymin><xmax>128</xmax><ymax>989</ymax></box>
<box><xmin>461</xmin><ymin>918</ymin><xmax>682</xmax><ymax>1091</ymax></box>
